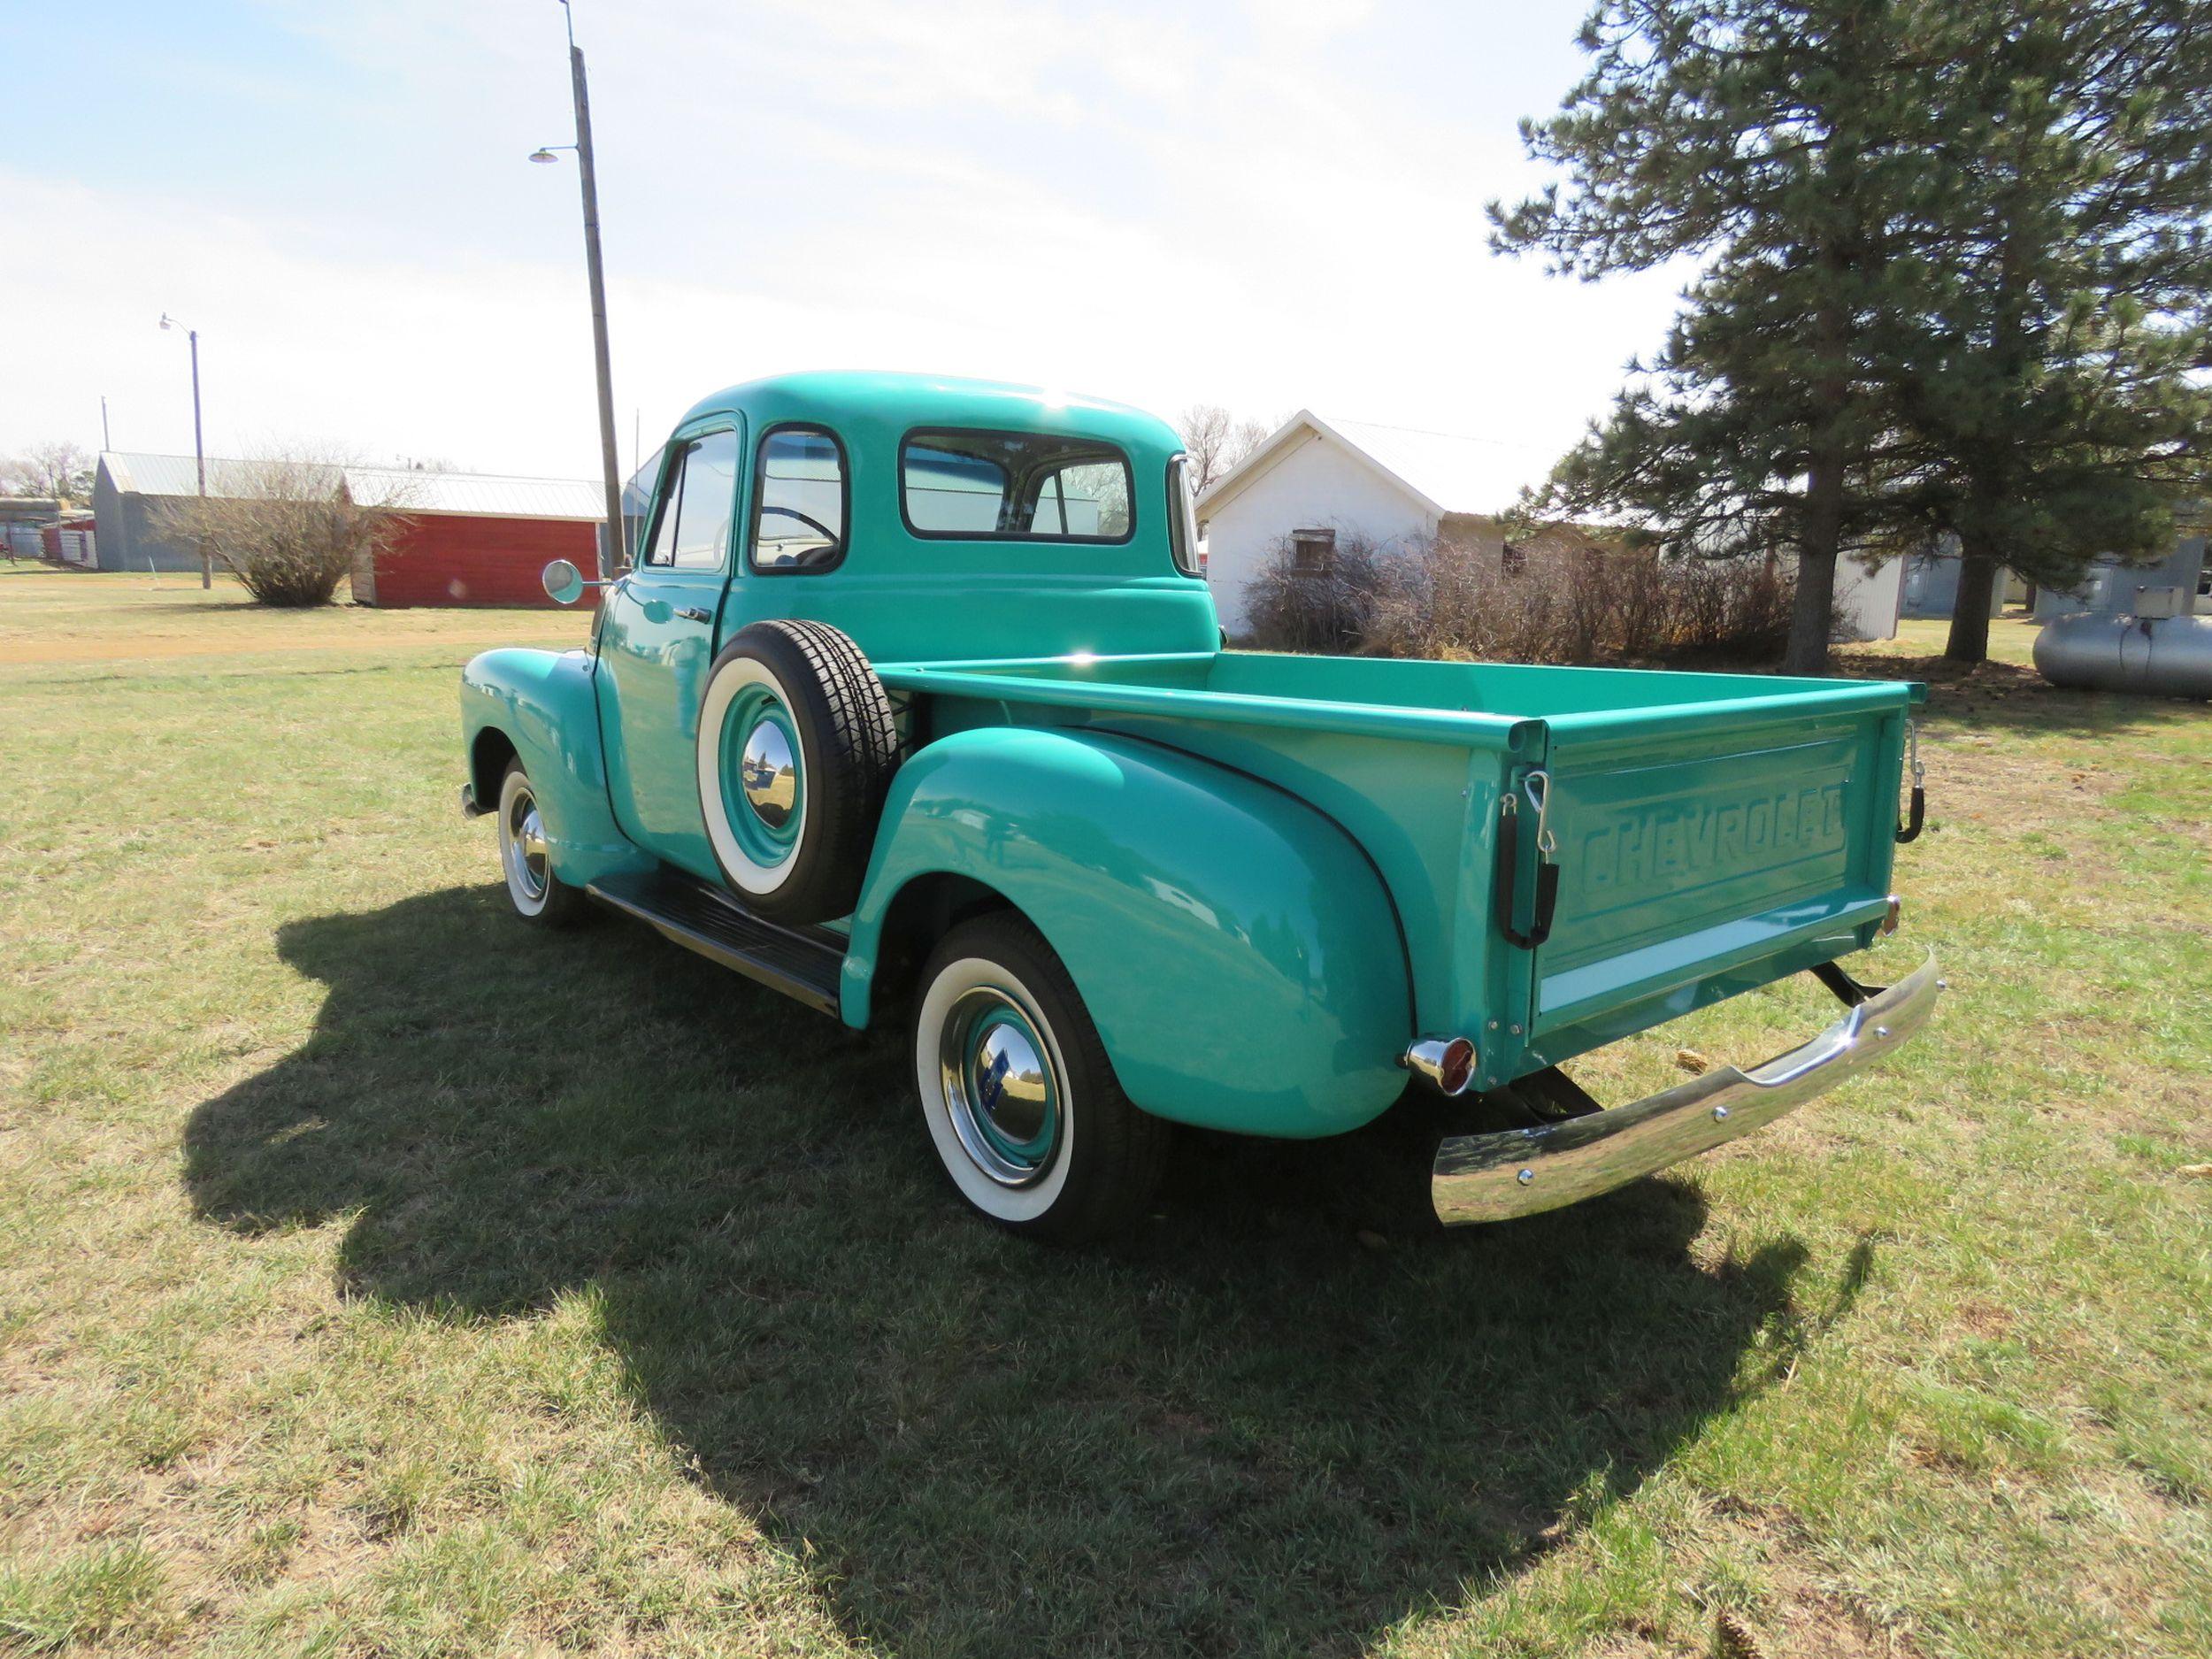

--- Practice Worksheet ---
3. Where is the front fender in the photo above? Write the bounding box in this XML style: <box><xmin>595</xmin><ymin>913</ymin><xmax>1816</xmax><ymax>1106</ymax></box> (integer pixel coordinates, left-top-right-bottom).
<box><xmin>460</xmin><ymin>648</ymin><xmax>650</xmax><ymax>887</ymax></box>
<box><xmin>844</xmin><ymin>727</ymin><xmax>1412</xmax><ymax>1138</ymax></box>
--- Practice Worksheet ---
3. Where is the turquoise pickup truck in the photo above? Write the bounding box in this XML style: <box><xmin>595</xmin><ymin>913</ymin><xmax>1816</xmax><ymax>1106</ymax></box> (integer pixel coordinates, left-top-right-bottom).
<box><xmin>460</xmin><ymin>372</ymin><xmax>1939</xmax><ymax>1240</ymax></box>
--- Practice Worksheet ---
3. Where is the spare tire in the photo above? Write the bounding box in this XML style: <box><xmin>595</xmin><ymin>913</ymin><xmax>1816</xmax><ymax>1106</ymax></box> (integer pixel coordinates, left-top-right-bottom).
<box><xmin>695</xmin><ymin>619</ymin><xmax>899</xmax><ymax>924</ymax></box>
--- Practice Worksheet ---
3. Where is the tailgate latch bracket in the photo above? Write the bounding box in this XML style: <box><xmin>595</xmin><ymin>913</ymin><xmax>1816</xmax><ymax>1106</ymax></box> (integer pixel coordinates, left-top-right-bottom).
<box><xmin>1494</xmin><ymin>770</ymin><xmax>1561</xmax><ymax>950</ymax></box>
<box><xmin>1810</xmin><ymin>959</ymin><xmax>1884</xmax><ymax>1008</ymax></box>
<box><xmin>1896</xmin><ymin>718</ymin><xmax>1926</xmax><ymax>843</ymax></box>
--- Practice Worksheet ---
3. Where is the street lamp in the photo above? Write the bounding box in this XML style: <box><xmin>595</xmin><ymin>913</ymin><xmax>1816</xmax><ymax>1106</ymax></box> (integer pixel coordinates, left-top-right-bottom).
<box><xmin>158</xmin><ymin>312</ymin><xmax>211</xmax><ymax>589</ymax></box>
<box><xmin>530</xmin><ymin>0</ymin><xmax>625</xmax><ymax>579</ymax></box>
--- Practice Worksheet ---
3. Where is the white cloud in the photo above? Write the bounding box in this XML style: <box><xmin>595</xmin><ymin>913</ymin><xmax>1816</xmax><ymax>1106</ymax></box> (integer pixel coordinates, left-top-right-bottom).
<box><xmin>0</xmin><ymin>173</ymin><xmax>610</xmax><ymax>475</ymax></box>
<box><xmin>1249</xmin><ymin>0</ymin><xmax>1381</xmax><ymax>38</ymax></box>
<box><xmin>2</xmin><ymin>0</ymin><xmax>1686</xmax><ymax>511</ymax></box>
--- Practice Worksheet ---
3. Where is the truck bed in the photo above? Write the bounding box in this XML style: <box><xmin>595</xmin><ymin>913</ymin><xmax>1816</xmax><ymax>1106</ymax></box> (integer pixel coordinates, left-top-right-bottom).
<box><xmin>879</xmin><ymin>649</ymin><xmax>1924</xmax><ymax>1090</ymax></box>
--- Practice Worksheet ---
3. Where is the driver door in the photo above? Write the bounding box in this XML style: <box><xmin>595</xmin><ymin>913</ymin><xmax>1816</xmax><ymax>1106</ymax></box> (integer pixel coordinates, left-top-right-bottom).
<box><xmin>598</xmin><ymin>422</ymin><xmax>741</xmax><ymax>883</ymax></box>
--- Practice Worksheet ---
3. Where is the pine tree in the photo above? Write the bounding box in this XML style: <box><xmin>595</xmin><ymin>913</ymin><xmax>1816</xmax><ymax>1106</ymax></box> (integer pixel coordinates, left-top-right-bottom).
<box><xmin>1494</xmin><ymin>0</ymin><xmax>2212</xmax><ymax>671</ymax></box>
<box><xmin>1493</xmin><ymin>1</ymin><xmax>1956</xmax><ymax>673</ymax></box>
<box><xmin>1901</xmin><ymin>1</ymin><xmax>2212</xmax><ymax>663</ymax></box>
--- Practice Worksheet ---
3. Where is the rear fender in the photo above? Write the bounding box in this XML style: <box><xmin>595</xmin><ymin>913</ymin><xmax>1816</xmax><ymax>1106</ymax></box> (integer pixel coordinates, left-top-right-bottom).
<box><xmin>461</xmin><ymin>648</ymin><xmax>651</xmax><ymax>887</ymax></box>
<box><xmin>843</xmin><ymin>727</ymin><xmax>1412</xmax><ymax>1137</ymax></box>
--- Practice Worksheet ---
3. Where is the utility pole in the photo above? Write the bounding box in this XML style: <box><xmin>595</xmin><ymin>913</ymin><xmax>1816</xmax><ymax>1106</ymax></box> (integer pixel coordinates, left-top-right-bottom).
<box><xmin>534</xmin><ymin>0</ymin><xmax>626</xmax><ymax>580</ymax></box>
<box><xmin>188</xmin><ymin>331</ymin><xmax>207</xmax><ymax>588</ymax></box>
<box><xmin>101</xmin><ymin>396</ymin><xmax>111</xmax><ymax>452</ymax></box>
<box><xmin>160</xmin><ymin>313</ymin><xmax>210</xmax><ymax>588</ymax></box>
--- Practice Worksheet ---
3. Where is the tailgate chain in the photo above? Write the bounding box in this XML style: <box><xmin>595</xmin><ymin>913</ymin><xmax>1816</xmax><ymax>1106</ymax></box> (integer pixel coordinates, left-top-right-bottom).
<box><xmin>1896</xmin><ymin>718</ymin><xmax>1926</xmax><ymax>843</ymax></box>
<box><xmin>1494</xmin><ymin>769</ymin><xmax>1562</xmax><ymax>949</ymax></box>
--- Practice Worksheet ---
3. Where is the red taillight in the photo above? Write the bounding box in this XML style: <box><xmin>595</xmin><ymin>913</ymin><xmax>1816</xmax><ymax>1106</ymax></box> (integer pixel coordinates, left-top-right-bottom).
<box><xmin>1402</xmin><ymin>1034</ymin><xmax>1479</xmax><ymax>1095</ymax></box>
<box><xmin>1440</xmin><ymin>1038</ymin><xmax>1476</xmax><ymax>1096</ymax></box>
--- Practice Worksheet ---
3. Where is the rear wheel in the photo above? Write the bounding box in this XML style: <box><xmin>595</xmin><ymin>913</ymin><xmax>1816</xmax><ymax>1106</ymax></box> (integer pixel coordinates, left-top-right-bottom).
<box><xmin>497</xmin><ymin>760</ymin><xmax>590</xmax><ymax>926</ymax></box>
<box><xmin>911</xmin><ymin>914</ymin><xmax>1167</xmax><ymax>1242</ymax></box>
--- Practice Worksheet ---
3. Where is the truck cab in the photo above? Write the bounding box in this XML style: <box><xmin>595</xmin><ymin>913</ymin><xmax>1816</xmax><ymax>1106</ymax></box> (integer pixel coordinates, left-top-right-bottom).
<box><xmin>588</xmin><ymin>374</ymin><xmax>1216</xmax><ymax>887</ymax></box>
<box><xmin>462</xmin><ymin>371</ymin><xmax>1939</xmax><ymax>1242</ymax></box>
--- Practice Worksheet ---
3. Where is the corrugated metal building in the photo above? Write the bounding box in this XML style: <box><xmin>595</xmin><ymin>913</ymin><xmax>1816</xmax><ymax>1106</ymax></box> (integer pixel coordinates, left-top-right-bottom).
<box><xmin>92</xmin><ymin>454</ymin><xmax>339</xmax><ymax>574</ymax></box>
<box><xmin>2029</xmin><ymin>533</ymin><xmax>2207</xmax><ymax>620</ymax></box>
<box><xmin>92</xmin><ymin>452</ymin><xmax>607</xmax><ymax>604</ymax></box>
<box><xmin>1898</xmin><ymin>537</ymin><xmax>2035</xmax><ymax>619</ymax></box>
<box><xmin>344</xmin><ymin>468</ymin><xmax>604</xmax><ymax>607</ymax></box>
<box><xmin>3</xmin><ymin>497</ymin><xmax>69</xmax><ymax>562</ymax></box>
<box><xmin>1901</xmin><ymin>530</ymin><xmax>2205</xmax><ymax>621</ymax></box>
<box><xmin>621</xmin><ymin>445</ymin><xmax>664</xmax><ymax>563</ymax></box>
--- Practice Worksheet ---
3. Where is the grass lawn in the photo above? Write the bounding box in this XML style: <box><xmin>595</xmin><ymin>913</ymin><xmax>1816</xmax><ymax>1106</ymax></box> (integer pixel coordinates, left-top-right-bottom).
<box><xmin>2</xmin><ymin>572</ymin><xmax>2206</xmax><ymax>1658</ymax></box>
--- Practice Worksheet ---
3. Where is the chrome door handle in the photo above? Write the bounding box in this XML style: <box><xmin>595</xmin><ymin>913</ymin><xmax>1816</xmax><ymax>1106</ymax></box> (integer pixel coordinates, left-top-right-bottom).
<box><xmin>673</xmin><ymin>606</ymin><xmax>712</xmax><ymax>623</ymax></box>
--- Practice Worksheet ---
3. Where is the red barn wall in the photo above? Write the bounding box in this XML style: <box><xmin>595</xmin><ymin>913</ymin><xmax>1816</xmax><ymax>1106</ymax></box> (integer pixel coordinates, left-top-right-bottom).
<box><xmin>370</xmin><ymin>512</ymin><xmax>600</xmax><ymax>607</ymax></box>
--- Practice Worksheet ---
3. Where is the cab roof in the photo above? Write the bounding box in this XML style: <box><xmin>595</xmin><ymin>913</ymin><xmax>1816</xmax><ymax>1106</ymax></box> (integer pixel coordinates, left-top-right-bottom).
<box><xmin>678</xmin><ymin>371</ymin><xmax>1185</xmax><ymax>460</ymax></box>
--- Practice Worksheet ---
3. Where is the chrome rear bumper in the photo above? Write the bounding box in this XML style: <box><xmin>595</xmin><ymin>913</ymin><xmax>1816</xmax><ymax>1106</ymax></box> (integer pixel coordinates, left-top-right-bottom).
<box><xmin>1432</xmin><ymin>952</ymin><xmax>1942</xmax><ymax>1225</ymax></box>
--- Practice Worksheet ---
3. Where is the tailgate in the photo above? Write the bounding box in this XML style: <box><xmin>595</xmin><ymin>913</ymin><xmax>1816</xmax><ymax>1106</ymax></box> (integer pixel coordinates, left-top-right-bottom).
<box><xmin>1515</xmin><ymin>687</ymin><xmax>1918</xmax><ymax>1058</ymax></box>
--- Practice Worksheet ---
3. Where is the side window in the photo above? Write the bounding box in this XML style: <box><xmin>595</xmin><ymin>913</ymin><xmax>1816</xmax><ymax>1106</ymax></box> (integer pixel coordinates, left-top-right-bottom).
<box><xmin>671</xmin><ymin>430</ymin><xmax>738</xmax><ymax>571</ymax></box>
<box><xmin>1165</xmin><ymin>454</ymin><xmax>1202</xmax><ymax>576</ymax></box>
<box><xmin>752</xmin><ymin>426</ymin><xmax>847</xmax><ymax>572</ymax></box>
<box><xmin>641</xmin><ymin>431</ymin><xmax>737</xmax><ymax>570</ymax></box>
<box><xmin>643</xmin><ymin>455</ymin><xmax>684</xmax><ymax>567</ymax></box>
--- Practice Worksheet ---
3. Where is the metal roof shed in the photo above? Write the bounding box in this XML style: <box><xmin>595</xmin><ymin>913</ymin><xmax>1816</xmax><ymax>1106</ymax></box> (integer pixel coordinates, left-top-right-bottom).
<box><xmin>342</xmin><ymin>469</ymin><xmax>607</xmax><ymax>608</ymax></box>
<box><xmin>90</xmin><ymin>450</ymin><xmax>608</xmax><ymax>603</ymax></box>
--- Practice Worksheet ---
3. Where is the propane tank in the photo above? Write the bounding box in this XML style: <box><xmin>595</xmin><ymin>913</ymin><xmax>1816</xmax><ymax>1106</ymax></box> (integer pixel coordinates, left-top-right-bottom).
<box><xmin>2033</xmin><ymin>611</ymin><xmax>2212</xmax><ymax>700</ymax></box>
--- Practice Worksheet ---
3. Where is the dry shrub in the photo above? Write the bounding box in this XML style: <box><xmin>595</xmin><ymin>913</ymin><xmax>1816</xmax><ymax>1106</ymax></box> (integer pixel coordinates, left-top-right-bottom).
<box><xmin>1241</xmin><ymin>530</ymin><xmax>1393</xmax><ymax>654</ymax></box>
<box><xmin>1249</xmin><ymin>532</ymin><xmax>1823</xmax><ymax>664</ymax></box>
<box><xmin>156</xmin><ymin>452</ymin><xmax>410</xmax><ymax>607</ymax></box>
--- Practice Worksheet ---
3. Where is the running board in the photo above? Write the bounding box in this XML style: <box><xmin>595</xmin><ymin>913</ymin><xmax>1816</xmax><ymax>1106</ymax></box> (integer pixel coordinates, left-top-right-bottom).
<box><xmin>587</xmin><ymin>869</ymin><xmax>846</xmax><ymax>1016</ymax></box>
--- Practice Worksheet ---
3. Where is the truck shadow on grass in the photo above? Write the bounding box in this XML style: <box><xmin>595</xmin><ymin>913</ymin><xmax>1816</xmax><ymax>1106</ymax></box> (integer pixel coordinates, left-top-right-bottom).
<box><xmin>185</xmin><ymin>885</ymin><xmax>1863</xmax><ymax>1658</ymax></box>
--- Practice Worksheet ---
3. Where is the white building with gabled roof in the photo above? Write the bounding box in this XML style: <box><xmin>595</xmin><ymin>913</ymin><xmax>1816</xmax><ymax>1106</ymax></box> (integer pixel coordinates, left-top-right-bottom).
<box><xmin>1194</xmin><ymin>411</ymin><xmax>1899</xmax><ymax>643</ymax></box>
<box><xmin>1194</xmin><ymin>411</ymin><xmax>1532</xmax><ymax>636</ymax></box>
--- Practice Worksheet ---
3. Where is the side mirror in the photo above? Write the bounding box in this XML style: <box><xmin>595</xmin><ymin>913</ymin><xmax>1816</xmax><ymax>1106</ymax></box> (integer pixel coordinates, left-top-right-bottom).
<box><xmin>541</xmin><ymin>559</ymin><xmax>586</xmax><ymax>605</ymax></box>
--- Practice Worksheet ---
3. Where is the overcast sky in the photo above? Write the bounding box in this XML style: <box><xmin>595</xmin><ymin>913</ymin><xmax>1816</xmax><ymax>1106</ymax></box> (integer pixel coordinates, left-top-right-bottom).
<box><xmin>0</xmin><ymin>0</ymin><xmax>1687</xmax><ymax>504</ymax></box>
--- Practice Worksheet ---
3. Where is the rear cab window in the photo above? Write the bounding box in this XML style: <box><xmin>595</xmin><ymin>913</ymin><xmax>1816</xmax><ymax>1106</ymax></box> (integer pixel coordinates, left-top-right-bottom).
<box><xmin>901</xmin><ymin>429</ymin><xmax>1133</xmax><ymax>542</ymax></box>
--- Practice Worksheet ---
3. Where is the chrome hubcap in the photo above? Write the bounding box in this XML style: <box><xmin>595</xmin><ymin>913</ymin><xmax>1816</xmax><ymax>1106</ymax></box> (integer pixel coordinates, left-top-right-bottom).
<box><xmin>975</xmin><ymin>1023</ymin><xmax>1049</xmax><ymax>1143</ymax></box>
<box><xmin>506</xmin><ymin>789</ymin><xmax>549</xmax><ymax>900</ymax></box>
<box><xmin>740</xmin><ymin>720</ymin><xmax>797</xmax><ymax>829</ymax></box>
<box><xmin>939</xmin><ymin>987</ymin><xmax>1061</xmax><ymax>1186</ymax></box>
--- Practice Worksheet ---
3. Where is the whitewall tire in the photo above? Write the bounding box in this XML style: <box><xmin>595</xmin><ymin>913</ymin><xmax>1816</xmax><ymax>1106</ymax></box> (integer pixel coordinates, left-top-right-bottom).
<box><xmin>697</xmin><ymin>654</ymin><xmax>810</xmax><ymax>899</ymax></box>
<box><xmin>695</xmin><ymin>621</ymin><xmax>897</xmax><ymax>925</ymax></box>
<box><xmin>911</xmin><ymin>914</ymin><xmax>1167</xmax><ymax>1241</ymax></box>
<box><xmin>497</xmin><ymin>760</ymin><xmax>589</xmax><ymax>926</ymax></box>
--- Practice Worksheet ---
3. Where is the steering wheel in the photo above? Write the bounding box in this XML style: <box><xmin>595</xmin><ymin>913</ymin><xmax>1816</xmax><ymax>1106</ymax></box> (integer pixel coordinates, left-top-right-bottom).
<box><xmin>760</xmin><ymin>504</ymin><xmax>838</xmax><ymax>543</ymax></box>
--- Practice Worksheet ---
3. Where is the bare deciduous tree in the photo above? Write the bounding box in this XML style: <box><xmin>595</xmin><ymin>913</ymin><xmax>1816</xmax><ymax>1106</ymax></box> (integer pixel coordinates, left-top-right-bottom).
<box><xmin>1178</xmin><ymin>405</ymin><xmax>1275</xmax><ymax>496</ymax></box>
<box><xmin>1227</xmin><ymin>416</ymin><xmax>1270</xmax><ymax>472</ymax></box>
<box><xmin>2</xmin><ymin>441</ymin><xmax>96</xmax><ymax>503</ymax></box>
<box><xmin>155</xmin><ymin>451</ymin><xmax>412</xmax><ymax>607</ymax></box>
